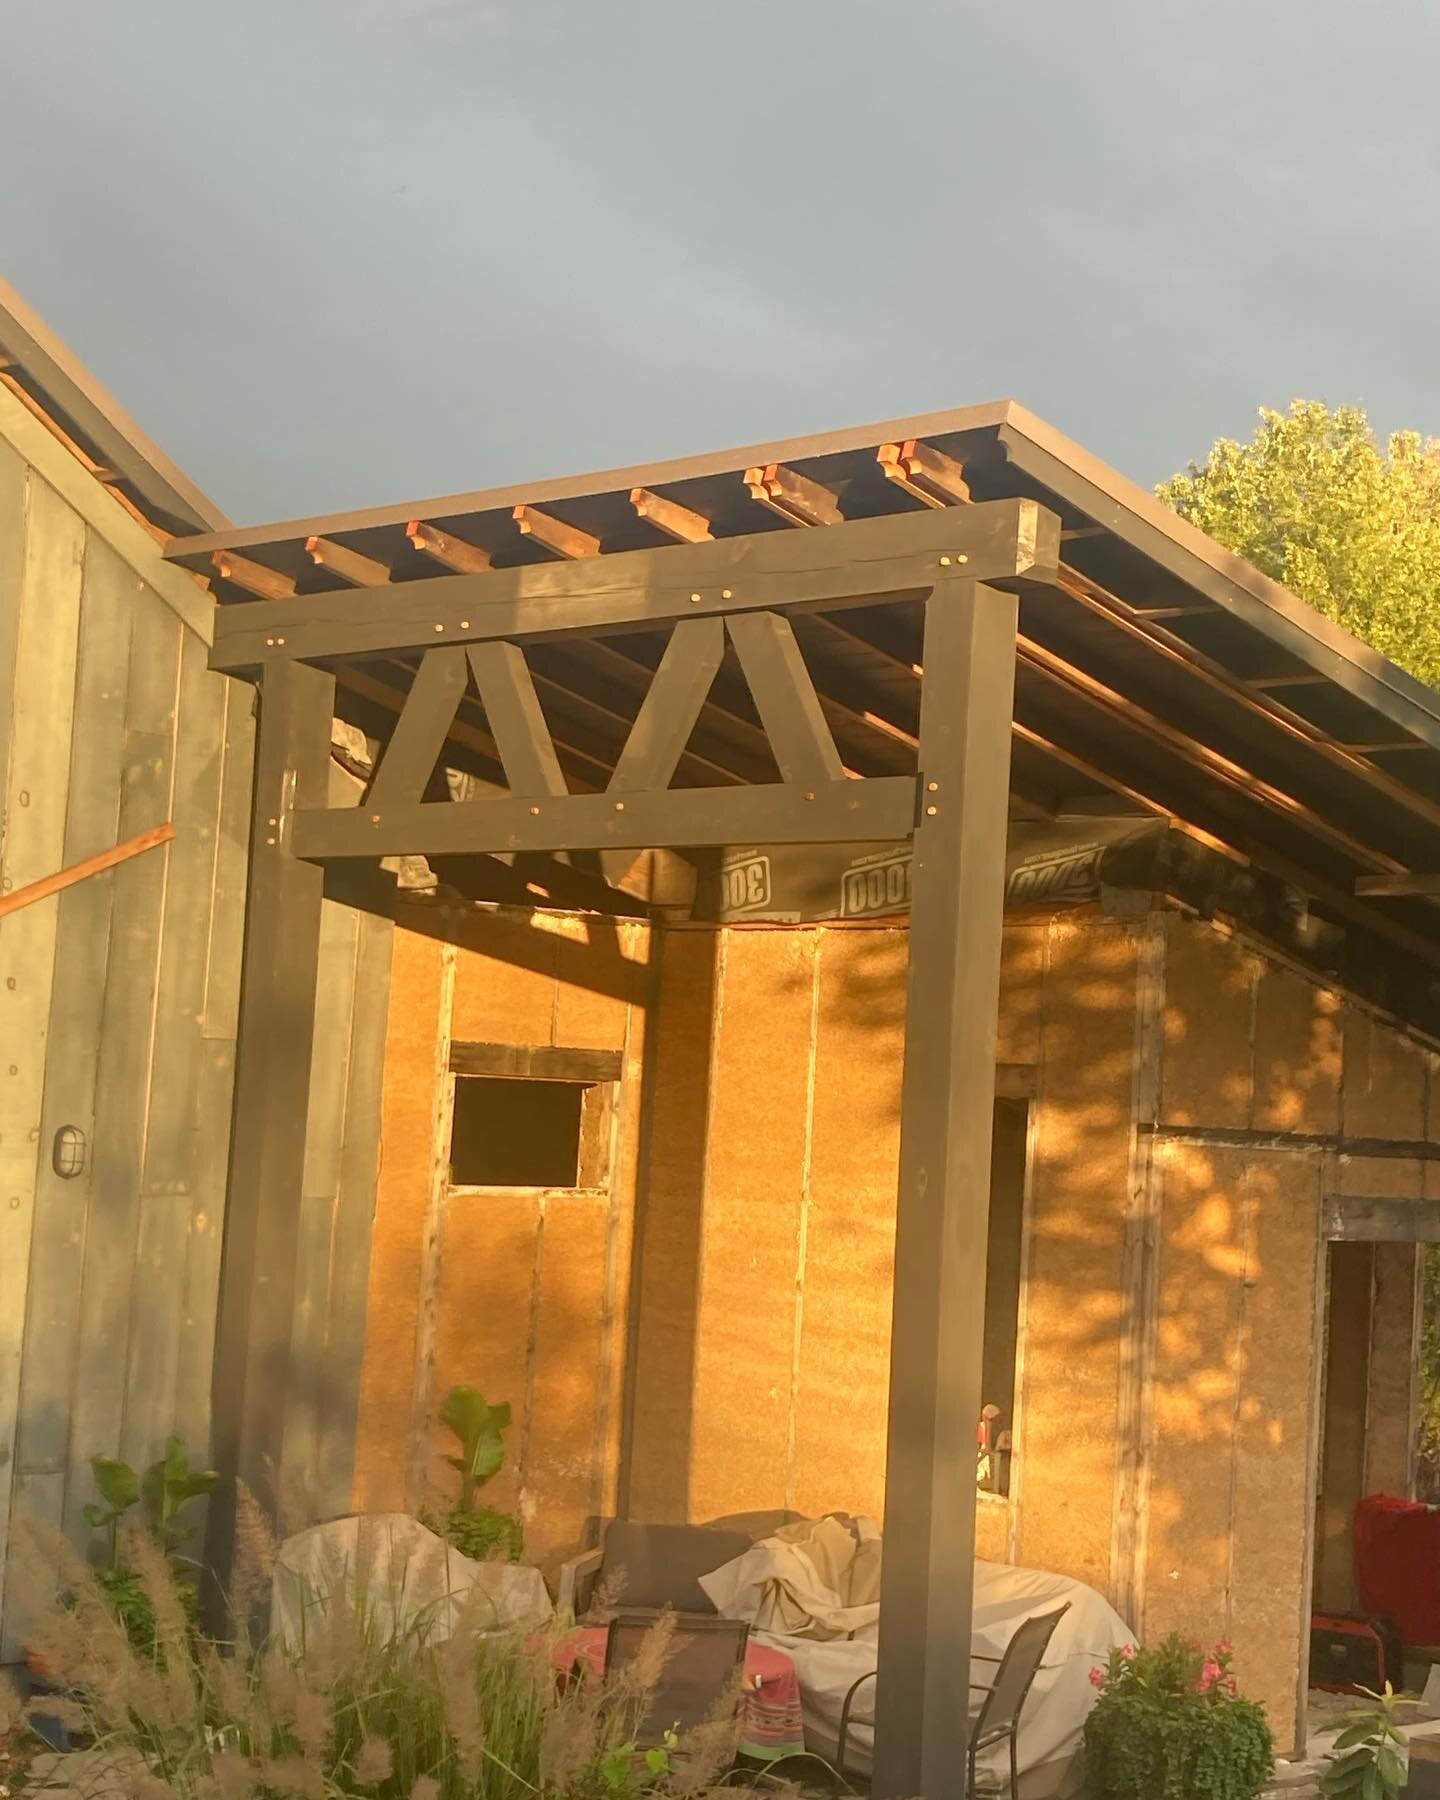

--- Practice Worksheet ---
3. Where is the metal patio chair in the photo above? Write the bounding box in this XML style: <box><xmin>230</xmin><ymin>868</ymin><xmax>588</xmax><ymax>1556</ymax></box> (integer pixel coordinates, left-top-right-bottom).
<box><xmin>603</xmin><ymin>1611</ymin><xmax>751</xmax><ymax>1750</ymax></box>
<box><xmin>837</xmin><ymin>1602</ymin><xmax>1071</xmax><ymax>1798</ymax></box>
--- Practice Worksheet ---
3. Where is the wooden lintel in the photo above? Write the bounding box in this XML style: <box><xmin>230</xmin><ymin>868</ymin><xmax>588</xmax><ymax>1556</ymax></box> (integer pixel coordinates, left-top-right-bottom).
<box><xmin>212</xmin><ymin>549</ymin><xmax>297</xmax><ymax>601</ymax></box>
<box><xmin>877</xmin><ymin>439</ymin><xmax>971</xmax><ymax>509</ymax></box>
<box><xmin>1324</xmin><ymin>1194</ymin><xmax>1440</xmax><ymax>1243</ymax></box>
<box><xmin>406</xmin><ymin>520</ymin><xmax>493</xmax><ymax>574</ymax></box>
<box><xmin>0</xmin><ymin>822</ymin><xmax>174</xmax><ymax>919</ymax></box>
<box><xmin>513</xmin><ymin>503</ymin><xmax>600</xmax><ymax>559</ymax></box>
<box><xmin>1143</xmin><ymin>1123</ymin><xmax>1440</xmax><ymax>1162</ymax></box>
<box><xmin>449</xmin><ymin>1042</ymin><xmax>623</xmax><ymax>1083</ymax></box>
<box><xmin>305</xmin><ymin>535</ymin><xmax>391</xmax><ymax>588</ymax></box>
<box><xmin>630</xmin><ymin>487</ymin><xmax>714</xmax><ymax>543</ymax></box>
<box><xmin>743</xmin><ymin>462</ymin><xmax>845</xmax><ymax>528</ymax></box>
<box><xmin>1356</xmin><ymin>872</ymin><xmax>1440</xmax><ymax>898</ymax></box>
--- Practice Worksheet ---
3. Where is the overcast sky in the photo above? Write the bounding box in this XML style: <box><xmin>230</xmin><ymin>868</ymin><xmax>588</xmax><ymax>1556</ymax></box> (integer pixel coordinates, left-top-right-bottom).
<box><xmin>3</xmin><ymin>0</ymin><xmax>1438</xmax><ymax>527</ymax></box>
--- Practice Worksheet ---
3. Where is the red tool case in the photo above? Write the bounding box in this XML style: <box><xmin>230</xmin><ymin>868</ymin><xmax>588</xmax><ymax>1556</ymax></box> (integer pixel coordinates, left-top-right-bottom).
<box><xmin>1309</xmin><ymin>1612</ymin><xmax>1403</xmax><ymax>1695</ymax></box>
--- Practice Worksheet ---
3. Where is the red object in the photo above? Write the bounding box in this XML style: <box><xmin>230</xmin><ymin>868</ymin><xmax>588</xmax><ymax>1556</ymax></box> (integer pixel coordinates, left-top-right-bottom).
<box><xmin>1310</xmin><ymin>1612</ymin><xmax>1403</xmax><ymax>1694</ymax></box>
<box><xmin>1354</xmin><ymin>1493</ymin><xmax>1440</xmax><ymax>1648</ymax></box>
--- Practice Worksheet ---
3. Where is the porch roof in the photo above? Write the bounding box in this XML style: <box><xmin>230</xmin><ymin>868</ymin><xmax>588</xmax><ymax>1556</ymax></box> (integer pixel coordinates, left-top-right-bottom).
<box><xmin>169</xmin><ymin>400</ymin><xmax>1440</xmax><ymax>1039</ymax></box>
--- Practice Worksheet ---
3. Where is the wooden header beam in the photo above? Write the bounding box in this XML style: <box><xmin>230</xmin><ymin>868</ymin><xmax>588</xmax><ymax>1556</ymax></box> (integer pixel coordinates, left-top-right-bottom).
<box><xmin>209</xmin><ymin>497</ymin><xmax>1059</xmax><ymax>672</ymax></box>
<box><xmin>1325</xmin><ymin>1194</ymin><xmax>1440</xmax><ymax>1243</ymax></box>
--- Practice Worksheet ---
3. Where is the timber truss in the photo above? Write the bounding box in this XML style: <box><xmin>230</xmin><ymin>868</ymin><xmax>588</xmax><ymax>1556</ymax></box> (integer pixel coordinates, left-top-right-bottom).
<box><xmin>211</xmin><ymin>497</ymin><xmax>1058</xmax><ymax>871</ymax></box>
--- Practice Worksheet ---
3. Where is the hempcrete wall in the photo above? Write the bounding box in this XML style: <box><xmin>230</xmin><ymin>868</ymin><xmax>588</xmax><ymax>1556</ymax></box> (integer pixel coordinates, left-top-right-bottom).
<box><xmin>351</xmin><ymin>910</ymin><xmax>650</xmax><ymax>1564</ymax></box>
<box><xmin>352</xmin><ymin>902</ymin><xmax>1430</xmax><ymax>1750</ymax></box>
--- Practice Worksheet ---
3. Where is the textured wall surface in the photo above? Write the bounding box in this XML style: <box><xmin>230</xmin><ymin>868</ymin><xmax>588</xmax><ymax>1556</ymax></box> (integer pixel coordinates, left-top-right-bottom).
<box><xmin>351</xmin><ymin>910</ymin><xmax>650</xmax><ymax>1566</ymax></box>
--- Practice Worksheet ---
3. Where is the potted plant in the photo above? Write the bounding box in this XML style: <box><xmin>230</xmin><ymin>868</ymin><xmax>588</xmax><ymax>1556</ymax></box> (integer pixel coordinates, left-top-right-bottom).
<box><xmin>420</xmin><ymin>1385</ymin><xmax>524</xmax><ymax>1563</ymax></box>
<box><xmin>1082</xmin><ymin>1634</ymin><xmax>1274</xmax><ymax>1800</ymax></box>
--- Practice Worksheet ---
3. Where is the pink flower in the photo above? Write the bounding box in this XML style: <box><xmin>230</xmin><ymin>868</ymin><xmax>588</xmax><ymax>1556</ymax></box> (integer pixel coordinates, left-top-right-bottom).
<box><xmin>1200</xmin><ymin>1660</ymin><xmax>1222</xmax><ymax>1690</ymax></box>
<box><xmin>1089</xmin><ymin>1667</ymin><xmax>1105</xmax><ymax>1689</ymax></box>
<box><xmin>1120</xmin><ymin>1644</ymin><xmax>1136</xmax><ymax>1661</ymax></box>
<box><xmin>1215</xmin><ymin>1640</ymin><xmax>1233</xmax><ymax>1657</ymax></box>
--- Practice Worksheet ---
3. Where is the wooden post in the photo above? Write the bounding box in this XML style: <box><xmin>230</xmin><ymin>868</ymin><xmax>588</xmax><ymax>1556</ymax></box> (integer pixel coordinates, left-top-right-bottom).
<box><xmin>206</xmin><ymin>658</ymin><xmax>334</xmax><ymax>1586</ymax></box>
<box><xmin>872</xmin><ymin>581</ymin><xmax>1019</xmax><ymax>1800</ymax></box>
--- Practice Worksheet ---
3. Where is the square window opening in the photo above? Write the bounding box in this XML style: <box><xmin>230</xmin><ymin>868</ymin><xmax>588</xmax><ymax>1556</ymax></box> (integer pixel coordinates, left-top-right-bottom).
<box><xmin>450</xmin><ymin>1076</ymin><xmax>589</xmax><ymax>1189</ymax></box>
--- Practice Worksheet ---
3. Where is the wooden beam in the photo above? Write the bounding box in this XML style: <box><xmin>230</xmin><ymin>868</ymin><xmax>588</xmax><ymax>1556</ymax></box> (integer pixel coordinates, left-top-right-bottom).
<box><xmin>1053</xmin><ymin>563</ymin><xmax>1440</xmax><ymax>841</ymax></box>
<box><xmin>406</xmin><ymin>520</ymin><xmax>493</xmax><ymax>574</ymax></box>
<box><xmin>877</xmin><ymin>439</ymin><xmax>971</xmax><ymax>509</ymax></box>
<box><xmin>606</xmin><ymin>619</ymin><xmax>726</xmax><ymax>794</ymax></box>
<box><xmin>292</xmin><ymin>775</ymin><xmax>917</xmax><ymax>861</ymax></box>
<box><xmin>206</xmin><ymin>658</ymin><xmax>334</xmax><ymax>1574</ymax></box>
<box><xmin>466</xmin><ymin>642</ymin><xmax>569</xmax><ymax>797</ymax></box>
<box><xmin>305</xmin><ymin>535</ymin><xmax>391</xmax><ymax>587</ymax></box>
<box><xmin>742</xmin><ymin>462</ymin><xmax>844</xmax><ymax>528</ymax></box>
<box><xmin>1324</xmin><ymin>1195</ymin><xmax>1440</xmax><ymax>1243</ymax></box>
<box><xmin>874</xmin><ymin>580</ymin><xmax>1018</xmax><ymax>1800</ymax></box>
<box><xmin>1248</xmin><ymin>673</ymin><xmax>1329</xmax><ymax>690</ymax></box>
<box><xmin>1337</xmin><ymin>1204</ymin><xmax>1440</xmax><ymax>1263</ymax></box>
<box><xmin>1355</xmin><ymin>873</ymin><xmax>1440</xmax><ymax>898</ymax></box>
<box><xmin>366</xmin><ymin>648</ymin><xmax>472</xmax><ymax>809</ymax></box>
<box><xmin>211</xmin><ymin>550</ymin><xmax>296</xmax><ymax>602</ymax></box>
<box><xmin>513</xmin><ymin>503</ymin><xmax>600</xmax><ymax>559</ymax></box>
<box><xmin>209</xmin><ymin>498</ymin><xmax>1058</xmax><ymax>670</ymax></box>
<box><xmin>629</xmin><ymin>487</ymin><xmax>714</xmax><ymax>543</ymax></box>
<box><xmin>449</xmin><ymin>1042</ymin><xmax>623</xmax><ymax>1083</ymax></box>
<box><xmin>1143</xmin><ymin>1123</ymin><xmax>1440</xmax><ymax>1161</ymax></box>
<box><xmin>0</xmin><ymin>822</ymin><xmax>173</xmax><ymax>920</ymax></box>
<box><xmin>727</xmin><ymin>611</ymin><xmax>846</xmax><ymax>785</ymax></box>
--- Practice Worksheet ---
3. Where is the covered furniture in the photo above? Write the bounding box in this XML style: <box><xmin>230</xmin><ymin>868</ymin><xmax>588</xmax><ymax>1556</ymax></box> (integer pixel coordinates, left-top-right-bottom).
<box><xmin>702</xmin><ymin>1524</ymin><xmax>1132</xmax><ymax>1798</ymax></box>
<box><xmin>556</xmin><ymin>1513</ymin><xmax>804</xmax><ymax>1620</ymax></box>
<box><xmin>271</xmin><ymin>1513</ymin><xmax>551</xmax><ymax>1648</ymax></box>
<box><xmin>839</xmin><ymin>1602</ymin><xmax>1071</xmax><ymax>1800</ymax></box>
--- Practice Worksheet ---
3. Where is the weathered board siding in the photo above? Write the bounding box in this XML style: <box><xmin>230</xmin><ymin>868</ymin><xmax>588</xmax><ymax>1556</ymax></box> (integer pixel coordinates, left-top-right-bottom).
<box><xmin>351</xmin><ymin>909</ymin><xmax>650</xmax><ymax>1568</ymax></box>
<box><xmin>0</xmin><ymin>391</ymin><xmax>390</xmax><ymax>1652</ymax></box>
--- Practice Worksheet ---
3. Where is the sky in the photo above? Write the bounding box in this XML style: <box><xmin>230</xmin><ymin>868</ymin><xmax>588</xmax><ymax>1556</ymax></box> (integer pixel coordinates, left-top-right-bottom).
<box><xmin>2</xmin><ymin>0</ymin><xmax>1439</xmax><ymax>529</ymax></box>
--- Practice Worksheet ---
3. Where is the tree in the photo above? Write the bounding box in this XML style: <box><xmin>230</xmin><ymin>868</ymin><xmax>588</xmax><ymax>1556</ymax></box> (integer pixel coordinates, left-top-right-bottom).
<box><xmin>1158</xmin><ymin>400</ymin><xmax>1440</xmax><ymax>690</ymax></box>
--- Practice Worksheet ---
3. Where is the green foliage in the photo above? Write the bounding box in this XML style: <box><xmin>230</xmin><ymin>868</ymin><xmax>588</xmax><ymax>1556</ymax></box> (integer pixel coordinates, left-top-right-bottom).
<box><xmin>79</xmin><ymin>1435</ymin><xmax>216</xmax><ymax>1653</ymax></box>
<box><xmin>420</xmin><ymin>1506</ymin><xmax>524</xmax><ymax>1566</ymax></box>
<box><xmin>1159</xmin><ymin>401</ymin><xmax>1440</xmax><ymax>689</ymax></box>
<box><xmin>1082</xmin><ymin>1634</ymin><xmax>1275</xmax><ymax>1800</ymax></box>
<box><xmin>440</xmin><ymin>1386</ymin><xmax>512</xmax><ymax>1512</ymax></box>
<box><xmin>426</xmin><ymin>1385</ymin><xmax>523</xmax><ymax>1564</ymax></box>
<box><xmin>1321</xmin><ymin>1684</ymin><xmax>1410</xmax><ymax>1800</ymax></box>
<box><xmin>1420</xmin><ymin>1247</ymin><xmax>1440</xmax><ymax>1500</ymax></box>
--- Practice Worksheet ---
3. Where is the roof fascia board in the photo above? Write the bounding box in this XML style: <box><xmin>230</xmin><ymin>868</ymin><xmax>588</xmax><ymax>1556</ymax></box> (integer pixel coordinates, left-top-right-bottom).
<box><xmin>0</xmin><ymin>383</ymin><xmax>216</xmax><ymax>644</ymax></box>
<box><xmin>998</xmin><ymin>405</ymin><xmax>1440</xmax><ymax>751</ymax></box>
<box><xmin>0</xmin><ymin>277</ymin><xmax>230</xmax><ymax>534</ymax></box>
<box><xmin>164</xmin><ymin>399</ymin><xmax>1018</xmax><ymax>561</ymax></box>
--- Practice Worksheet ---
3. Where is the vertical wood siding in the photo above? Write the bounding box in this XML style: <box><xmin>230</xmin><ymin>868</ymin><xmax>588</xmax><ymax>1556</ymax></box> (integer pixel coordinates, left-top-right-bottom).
<box><xmin>0</xmin><ymin>423</ymin><xmax>391</xmax><ymax>1652</ymax></box>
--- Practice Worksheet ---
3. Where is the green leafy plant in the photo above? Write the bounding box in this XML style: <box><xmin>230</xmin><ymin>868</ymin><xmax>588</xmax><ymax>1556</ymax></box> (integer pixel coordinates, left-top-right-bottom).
<box><xmin>422</xmin><ymin>1385</ymin><xmax>524</xmax><ymax>1565</ymax></box>
<box><xmin>1321</xmin><ymin>1684</ymin><xmax>1409</xmax><ymax>1800</ymax></box>
<box><xmin>1082</xmin><ymin>1634</ymin><xmax>1275</xmax><ymax>1800</ymax></box>
<box><xmin>78</xmin><ymin>1435</ymin><xmax>218</xmax><ymax>1651</ymax></box>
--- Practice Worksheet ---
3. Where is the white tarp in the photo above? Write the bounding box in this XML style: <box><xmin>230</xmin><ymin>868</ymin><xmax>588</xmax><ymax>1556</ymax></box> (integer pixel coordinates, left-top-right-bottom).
<box><xmin>271</xmin><ymin>1513</ymin><xmax>551</xmax><ymax>1650</ymax></box>
<box><xmin>701</xmin><ymin>1518</ymin><xmax>1133</xmax><ymax>1797</ymax></box>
